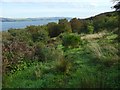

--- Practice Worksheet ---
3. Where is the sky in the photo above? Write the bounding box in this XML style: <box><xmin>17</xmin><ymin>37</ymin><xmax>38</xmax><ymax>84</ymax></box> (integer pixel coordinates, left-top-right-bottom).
<box><xmin>0</xmin><ymin>0</ymin><xmax>116</xmax><ymax>18</ymax></box>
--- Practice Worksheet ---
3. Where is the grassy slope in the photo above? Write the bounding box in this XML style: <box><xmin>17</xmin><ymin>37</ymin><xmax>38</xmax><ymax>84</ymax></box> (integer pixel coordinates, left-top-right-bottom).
<box><xmin>2</xmin><ymin>11</ymin><xmax>119</xmax><ymax>88</ymax></box>
<box><xmin>3</xmin><ymin>32</ymin><xmax>119</xmax><ymax>88</ymax></box>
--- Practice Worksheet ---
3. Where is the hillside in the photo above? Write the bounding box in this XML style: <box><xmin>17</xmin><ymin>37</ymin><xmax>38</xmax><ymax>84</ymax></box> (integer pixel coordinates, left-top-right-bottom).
<box><xmin>2</xmin><ymin>11</ymin><xmax>120</xmax><ymax>88</ymax></box>
<box><xmin>82</xmin><ymin>11</ymin><xmax>117</xmax><ymax>20</ymax></box>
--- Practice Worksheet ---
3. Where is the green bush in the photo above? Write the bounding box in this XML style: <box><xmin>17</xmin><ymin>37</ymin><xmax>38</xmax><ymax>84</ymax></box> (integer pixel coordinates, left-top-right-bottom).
<box><xmin>58</xmin><ymin>19</ymin><xmax>72</xmax><ymax>33</ymax></box>
<box><xmin>34</xmin><ymin>42</ymin><xmax>64</xmax><ymax>61</ymax></box>
<box><xmin>87</xmin><ymin>22</ymin><xmax>94</xmax><ymax>34</ymax></box>
<box><xmin>61</xmin><ymin>33</ymin><xmax>81</xmax><ymax>48</ymax></box>
<box><xmin>26</xmin><ymin>25</ymin><xmax>49</xmax><ymax>43</ymax></box>
<box><xmin>47</xmin><ymin>22</ymin><xmax>63</xmax><ymax>38</ymax></box>
<box><xmin>7</xmin><ymin>28</ymin><xmax>33</xmax><ymax>45</ymax></box>
<box><xmin>47</xmin><ymin>19</ymin><xmax>72</xmax><ymax>38</ymax></box>
<box><xmin>70</xmin><ymin>18</ymin><xmax>83</xmax><ymax>33</ymax></box>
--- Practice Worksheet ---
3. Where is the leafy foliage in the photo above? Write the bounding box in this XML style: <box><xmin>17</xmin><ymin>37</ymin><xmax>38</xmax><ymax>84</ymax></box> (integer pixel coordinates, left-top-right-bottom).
<box><xmin>87</xmin><ymin>22</ymin><xmax>94</xmax><ymax>34</ymax></box>
<box><xmin>47</xmin><ymin>19</ymin><xmax>72</xmax><ymax>38</ymax></box>
<box><xmin>2</xmin><ymin>11</ymin><xmax>120</xmax><ymax>88</ymax></box>
<box><xmin>61</xmin><ymin>33</ymin><xmax>81</xmax><ymax>48</ymax></box>
<box><xmin>70</xmin><ymin>18</ymin><xmax>83</xmax><ymax>33</ymax></box>
<box><xmin>58</xmin><ymin>19</ymin><xmax>72</xmax><ymax>33</ymax></box>
<box><xmin>47</xmin><ymin>22</ymin><xmax>62</xmax><ymax>37</ymax></box>
<box><xmin>34</xmin><ymin>42</ymin><xmax>63</xmax><ymax>61</ymax></box>
<box><xmin>26</xmin><ymin>25</ymin><xmax>49</xmax><ymax>43</ymax></box>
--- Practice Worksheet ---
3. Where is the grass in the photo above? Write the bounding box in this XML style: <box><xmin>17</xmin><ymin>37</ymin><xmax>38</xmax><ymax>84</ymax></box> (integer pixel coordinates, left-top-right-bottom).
<box><xmin>2</xmin><ymin>32</ymin><xmax>120</xmax><ymax>88</ymax></box>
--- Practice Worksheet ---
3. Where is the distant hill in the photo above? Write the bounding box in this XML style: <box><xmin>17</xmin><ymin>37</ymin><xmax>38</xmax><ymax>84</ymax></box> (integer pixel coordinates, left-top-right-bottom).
<box><xmin>78</xmin><ymin>11</ymin><xmax>118</xmax><ymax>33</ymax></box>
<box><xmin>0</xmin><ymin>17</ymin><xmax>72</xmax><ymax>22</ymax></box>
<box><xmin>78</xmin><ymin>11</ymin><xmax>118</xmax><ymax>21</ymax></box>
<box><xmin>1</xmin><ymin>11</ymin><xmax>117</xmax><ymax>22</ymax></box>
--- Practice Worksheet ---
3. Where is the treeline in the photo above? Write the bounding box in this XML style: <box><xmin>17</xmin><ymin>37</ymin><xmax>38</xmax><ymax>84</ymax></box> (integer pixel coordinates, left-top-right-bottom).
<box><xmin>46</xmin><ymin>11</ymin><xmax>118</xmax><ymax>38</ymax></box>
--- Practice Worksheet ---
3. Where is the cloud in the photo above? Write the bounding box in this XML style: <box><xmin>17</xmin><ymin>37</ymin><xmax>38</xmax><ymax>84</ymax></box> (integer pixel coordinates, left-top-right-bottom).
<box><xmin>1</xmin><ymin>0</ymin><xmax>111</xmax><ymax>3</ymax></box>
<box><xmin>1</xmin><ymin>0</ymin><xmax>85</xmax><ymax>3</ymax></box>
<box><xmin>1</xmin><ymin>0</ymin><xmax>112</xmax><ymax>8</ymax></box>
<box><xmin>1</xmin><ymin>0</ymin><xmax>113</xmax><ymax>18</ymax></box>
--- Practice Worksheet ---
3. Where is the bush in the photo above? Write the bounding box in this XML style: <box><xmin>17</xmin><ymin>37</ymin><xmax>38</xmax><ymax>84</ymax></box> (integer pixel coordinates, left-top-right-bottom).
<box><xmin>70</xmin><ymin>18</ymin><xmax>84</xmax><ymax>33</ymax></box>
<box><xmin>8</xmin><ymin>28</ymin><xmax>33</xmax><ymax>45</ymax></box>
<box><xmin>87</xmin><ymin>23</ymin><xmax>94</xmax><ymax>34</ymax></box>
<box><xmin>47</xmin><ymin>22</ymin><xmax>63</xmax><ymax>38</ymax></box>
<box><xmin>47</xmin><ymin>19</ymin><xmax>72</xmax><ymax>38</ymax></box>
<box><xmin>34</xmin><ymin>42</ymin><xmax>64</xmax><ymax>62</ymax></box>
<box><xmin>61</xmin><ymin>33</ymin><xmax>81</xmax><ymax>48</ymax></box>
<box><xmin>26</xmin><ymin>25</ymin><xmax>49</xmax><ymax>43</ymax></box>
<box><xmin>55</xmin><ymin>59</ymin><xmax>72</xmax><ymax>74</ymax></box>
<box><xmin>58</xmin><ymin>19</ymin><xmax>72</xmax><ymax>33</ymax></box>
<box><xmin>2</xmin><ymin>41</ymin><xmax>35</xmax><ymax>74</ymax></box>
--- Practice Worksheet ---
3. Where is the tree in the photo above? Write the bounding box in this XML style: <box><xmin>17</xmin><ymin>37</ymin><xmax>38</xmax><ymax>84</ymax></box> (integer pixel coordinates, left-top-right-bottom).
<box><xmin>113</xmin><ymin>0</ymin><xmax>120</xmax><ymax>11</ymax></box>
<box><xmin>70</xmin><ymin>18</ymin><xmax>83</xmax><ymax>33</ymax></box>
<box><xmin>47</xmin><ymin>22</ymin><xmax>63</xmax><ymax>37</ymax></box>
<box><xmin>47</xmin><ymin>19</ymin><xmax>72</xmax><ymax>38</ymax></box>
<box><xmin>58</xmin><ymin>19</ymin><xmax>72</xmax><ymax>33</ymax></box>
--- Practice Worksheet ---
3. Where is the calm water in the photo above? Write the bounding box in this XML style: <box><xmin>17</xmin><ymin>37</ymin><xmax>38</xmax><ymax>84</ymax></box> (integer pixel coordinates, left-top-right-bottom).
<box><xmin>2</xmin><ymin>19</ymin><xmax>58</xmax><ymax>31</ymax></box>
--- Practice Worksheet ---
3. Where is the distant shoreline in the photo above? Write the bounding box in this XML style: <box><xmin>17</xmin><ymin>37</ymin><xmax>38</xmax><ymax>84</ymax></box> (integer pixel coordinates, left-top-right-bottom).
<box><xmin>0</xmin><ymin>17</ymin><xmax>72</xmax><ymax>22</ymax></box>
<box><xmin>1</xmin><ymin>11</ymin><xmax>116</xmax><ymax>22</ymax></box>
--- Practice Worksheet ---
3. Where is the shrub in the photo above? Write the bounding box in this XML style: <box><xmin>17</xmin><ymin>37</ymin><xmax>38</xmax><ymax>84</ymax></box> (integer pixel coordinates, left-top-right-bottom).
<box><xmin>58</xmin><ymin>19</ymin><xmax>72</xmax><ymax>33</ymax></box>
<box><xmin>26</xmin><ymin>25</ymin><xmax>49</xmax><ymax>43</ymax></box>
<box><xmin>61</xmin><ymin>33</ymin><xmax>81</xmax><ymax>48</ymax></box>
<box><xmin>68</xmin><ymin>67</ymin><xmax>108</xmax><ymax>88</ymax></box>
<box><xmin>86</xmin><ymin>42</ymin><xmax>119</xmax><ymax>66</ymax></box>
<box><xmin>47</xmin><ymin>22</ymin><xmax>63</xmax><ymax>38</ymax></box>
<box><xmin>55</xmin><ymin>59</ymin><xmax>72</xmax><ymax>74</ymax></box>
<box><xmin>2</xmin><ymin>41</ymin><xmax>35</xmax><ymax>74</ymax></box>
<box><xmin>87</xmin><ymin>23</ymin><xmax>94</xmax><ymax>34</ymax></box>
<box><xmin>34</xmin><ymin>42</ymin><xmax>64</xmax><ymax>61</ymax></box>
<box><xmin>70</xmin><ymin>18</ymin><xmax>84</xmax><ymax>33</ymax></box>
<box><xmin>33</xmin><ymin>64</ymin><xmax>42</xmax><ymax>80</ymax></box>
<box><xmin>7</xmin><ymin>28</ymin><xmax>33</xmax><ymax>45</ymax></box>
<box><xmin>2</xmin><ymin>31</ymin><xmax>13</xmax><ymax>42</ymax></box>
<box><xmin>32</xmin><ymin>30</ymin><xmax>48</xmax><ymax>43</ymax></box>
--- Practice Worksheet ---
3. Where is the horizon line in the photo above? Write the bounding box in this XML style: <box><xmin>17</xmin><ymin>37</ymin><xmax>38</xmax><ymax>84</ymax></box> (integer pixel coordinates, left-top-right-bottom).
<box><xmin>0</xmin><ymin>11</ymin><xmax>115</xmax><ymax>19</ymax></box>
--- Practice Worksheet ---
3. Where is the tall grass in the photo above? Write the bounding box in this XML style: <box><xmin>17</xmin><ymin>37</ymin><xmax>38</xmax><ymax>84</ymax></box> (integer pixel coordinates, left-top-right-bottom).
<box><xmin>86</xmin><ymin>41</ymin><xmax>119</xmax><ymax>66</ymax></box>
